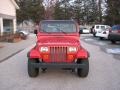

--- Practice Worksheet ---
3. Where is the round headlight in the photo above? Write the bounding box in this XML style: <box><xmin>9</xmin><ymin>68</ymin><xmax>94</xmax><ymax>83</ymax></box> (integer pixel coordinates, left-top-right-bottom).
<box><xmin>40</xmin><ymin>47</ymin><xmax>49</xmax><ymax>52</ymax></box>
<box><xmin>68</xmin><ymin>47</ymin><xmax>77</xmax><ymax>52</ymax></box>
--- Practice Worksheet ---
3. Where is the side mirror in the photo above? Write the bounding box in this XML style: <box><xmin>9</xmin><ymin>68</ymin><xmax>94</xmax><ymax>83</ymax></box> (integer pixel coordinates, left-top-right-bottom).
<box><xmin>34</xmin><ymin>29</ymin><xmax>38</xmax><ymax>34</ymax></box>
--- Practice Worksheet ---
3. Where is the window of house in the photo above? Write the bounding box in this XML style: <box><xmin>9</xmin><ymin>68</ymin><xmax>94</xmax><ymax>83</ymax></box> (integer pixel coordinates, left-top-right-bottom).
<box><xmin>3</xmin><ymin>19</ymin><xmax>13</xmax><ymax>34</ymax></box>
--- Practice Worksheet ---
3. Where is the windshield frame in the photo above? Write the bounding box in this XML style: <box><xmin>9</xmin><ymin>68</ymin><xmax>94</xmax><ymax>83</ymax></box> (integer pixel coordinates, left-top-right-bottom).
<box><xmin>39</xmin><ymin>20</ymin><xmax>77</xmax><ymax>33</ymax></box>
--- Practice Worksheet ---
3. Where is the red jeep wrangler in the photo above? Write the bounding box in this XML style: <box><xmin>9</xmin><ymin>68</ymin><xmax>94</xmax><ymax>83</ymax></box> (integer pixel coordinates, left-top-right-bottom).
<box><xmin>27</xmin><ymin>20</ymin><xmax>89</xmax><ymax>77</ymax></box>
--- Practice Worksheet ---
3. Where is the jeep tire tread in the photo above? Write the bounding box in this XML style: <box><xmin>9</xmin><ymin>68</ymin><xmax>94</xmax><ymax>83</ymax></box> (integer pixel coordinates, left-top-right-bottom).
<box><xmin>111</xmin><ymin>40</ymin><xmax>116</xmax><ymax>44</ymax></box>
<box><xmin>28</xmin><ymin>59</ymin><xmax>39</xmax><ymax>77</ymax></box>
<box><xmin>100</xmin><ymin>37</ymin><xmax>103</xmax><ymax>40</ymax></box>
<box><xmin>77</xmin><ymin>60</ymin><xmax>89</xmax><ymax>77</ymax></box>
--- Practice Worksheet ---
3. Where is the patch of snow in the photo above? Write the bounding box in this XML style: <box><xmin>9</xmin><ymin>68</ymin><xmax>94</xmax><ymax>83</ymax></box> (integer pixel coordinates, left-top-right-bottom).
<box><xmin>106</xmin><ymin>48</ymin><xmax>120</xmax><ymax>54</ymax></box>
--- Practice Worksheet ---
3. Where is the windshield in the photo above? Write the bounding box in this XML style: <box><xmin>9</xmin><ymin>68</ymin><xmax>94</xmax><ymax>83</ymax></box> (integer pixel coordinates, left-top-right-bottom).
<box><xmin>101</xmin><ymin>26</ymin><xmax>106</xmax><ymax>30</ymax></box>
<box><xmin>40</xmin><ymin>21</ymin><xmax>77</xmax><ymax>33</ymax></box>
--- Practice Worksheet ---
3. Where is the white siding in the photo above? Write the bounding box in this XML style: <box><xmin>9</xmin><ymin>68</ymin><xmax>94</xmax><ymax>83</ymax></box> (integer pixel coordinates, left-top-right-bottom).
<box><xmin>0</xmin><ymin>0</ymin><xmax>16</xmax><ymax>16</ymax></box>
<box><xmin>0</xmin><ymin>17</ymin><xmax>3</xmax><ymax>35</ymax></box>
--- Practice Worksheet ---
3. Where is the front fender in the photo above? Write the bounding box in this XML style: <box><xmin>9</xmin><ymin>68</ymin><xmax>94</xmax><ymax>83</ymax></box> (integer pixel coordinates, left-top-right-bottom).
<box><xmin>27</xmin><ymin>49</ymin><xmax>41</xmax><ymax>59</ymax></box>
<box><xmin>76</xmin><ymin>48</ymin><xmax>89</xmax><ymax>59</ymax></box>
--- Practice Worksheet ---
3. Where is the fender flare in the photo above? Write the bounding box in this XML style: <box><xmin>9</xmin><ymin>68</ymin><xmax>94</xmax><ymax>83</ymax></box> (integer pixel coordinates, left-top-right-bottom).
<box><xmin>27</xmin><ymin>49</ymin><xmax>41</xmax><ymax>59</ymax></box>
<box><xmin>76</xmin><ymin>48</ymin><xmax>90</xmax><ymax>59</ymax></box>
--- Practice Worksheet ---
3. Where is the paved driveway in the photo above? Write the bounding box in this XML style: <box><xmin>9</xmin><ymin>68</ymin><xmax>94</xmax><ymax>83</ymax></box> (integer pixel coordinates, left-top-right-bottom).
<box><xmin>0</xmin><ymin>34</ymin><xmax>120</xmax><ymax>90</ymax></box>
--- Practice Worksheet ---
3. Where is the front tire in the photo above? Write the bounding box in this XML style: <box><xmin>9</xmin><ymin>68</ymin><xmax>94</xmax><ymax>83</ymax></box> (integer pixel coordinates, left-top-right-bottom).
<box><xmin>28</xmin><ymin>59</ymin><xmax>39</xmax><ymax>77</ymax></box>
<box><xmin>100</xmin><ymin>37</ymin><xmax>103</xmax><ymax>40</ymax></box>
<box><xmin>93</xmin><ymin>33</ymin><xmax>96</xmax><ymax>37</ymax></box>
<box><xmin>111</xmin><ymin>40</ymin><xmax>116</xmax><ymax>44</ymax></box>
<box><xmin>77</xmin><ymin>60</ymin><xmax>89</xmax><ymax>77</ymax></box>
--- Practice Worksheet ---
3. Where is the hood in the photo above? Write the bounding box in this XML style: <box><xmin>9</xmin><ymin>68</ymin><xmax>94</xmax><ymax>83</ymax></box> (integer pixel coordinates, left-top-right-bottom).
<box><xmin>37</xmin><ymin>36</ymin><xmax>80</xmax><ymax>46</ymax></box>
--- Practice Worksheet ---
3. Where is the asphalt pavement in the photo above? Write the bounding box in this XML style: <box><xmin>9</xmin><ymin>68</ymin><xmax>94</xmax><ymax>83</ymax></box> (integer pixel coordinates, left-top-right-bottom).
<box><xmin>81</xmin><ymin>34</ymin><xmax>120</xmax><ymax>60</ymax></box>
<box><xmin>0</xmin><ymin>34</ymin><xmax>120</xmax><ymax>90</ymax></box>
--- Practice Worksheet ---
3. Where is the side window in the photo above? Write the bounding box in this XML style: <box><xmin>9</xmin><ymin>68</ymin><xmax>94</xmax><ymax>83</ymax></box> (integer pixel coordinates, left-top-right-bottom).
<box><xmin>112</xmin><ymin>26</ymin><xmax>120</xmax><ymax>30</ymax></box>
<box><xmin>101</xmin><ymin>26</ymin><xmax>105</xmax><ymax>30</ymax></box>
<box><xmin>96</xmin><ymin>26</ymin><xmax>99</xmax><ymax>29</ymax></box>
<box><xmin>112</xmin><ymin>26</ymin><xmax>117</xmax><ymax>30</ymax></box>
<box><xmin>116</xmin><ymin>26</ymin><xmax>120</xmax><ymax>30</ymax></box>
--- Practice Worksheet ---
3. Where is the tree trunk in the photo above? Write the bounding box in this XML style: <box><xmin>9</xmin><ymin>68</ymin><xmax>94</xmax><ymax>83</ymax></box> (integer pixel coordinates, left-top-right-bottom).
<box><xmin>98</xmin><ymin>0</ymin><xmax>102</xmax><ymax>23</ymax></box>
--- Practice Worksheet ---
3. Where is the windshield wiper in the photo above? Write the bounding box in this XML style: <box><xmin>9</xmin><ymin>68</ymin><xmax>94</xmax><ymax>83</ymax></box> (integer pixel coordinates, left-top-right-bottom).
<box><xmin>42</xmin><ymin>28</ymin><xmax>67</xmax><ymax>34</ymax></box>
<box><xmin>42</xmin><ymin>29</ymin><xmax>52</xmax><ymax>34</ymax></box>
<box><xmin>56</xmin><ymin>27</ymin><xmax>67</xmax><ymax>34</ymax></box>
<box><xmin>60</xmin><ymin>29</ymin><xmax>67</xmax><ymax>34</ymax></box>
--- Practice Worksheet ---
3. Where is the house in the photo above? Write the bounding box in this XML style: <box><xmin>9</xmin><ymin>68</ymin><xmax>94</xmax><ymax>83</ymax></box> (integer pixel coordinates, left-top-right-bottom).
<box><xmin>0</xmin><ymin>0</ymin><xmax>19</xmax><ymax>36</ymax></box>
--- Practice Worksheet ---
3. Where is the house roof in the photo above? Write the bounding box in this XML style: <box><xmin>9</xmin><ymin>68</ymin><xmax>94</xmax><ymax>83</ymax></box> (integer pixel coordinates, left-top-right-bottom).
<box><xmin>10</xmin><ymin>0</ymin><xmax>19</xmax><ymax>9</ymax></box>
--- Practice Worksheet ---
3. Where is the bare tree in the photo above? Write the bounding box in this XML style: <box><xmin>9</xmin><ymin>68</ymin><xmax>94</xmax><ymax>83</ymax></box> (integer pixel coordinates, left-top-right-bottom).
<box><xmin>44</xmin><ymin>0</ymin><xmax>58</xmax><ymax>19</ymax></box>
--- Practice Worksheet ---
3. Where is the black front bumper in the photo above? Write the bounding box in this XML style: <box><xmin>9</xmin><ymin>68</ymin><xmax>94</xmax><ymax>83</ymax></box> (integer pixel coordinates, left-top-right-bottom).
<box><xmin>31</xmin><ymin>62</ymin><xmax>86</xmax><ymax>69</ymax></box>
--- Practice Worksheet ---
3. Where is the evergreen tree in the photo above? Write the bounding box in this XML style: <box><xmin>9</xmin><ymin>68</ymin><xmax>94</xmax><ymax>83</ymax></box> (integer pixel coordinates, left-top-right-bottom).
<box><xmin>16</xmin><ymin>0</ymin><xmax>45</xmax><ymax>23</ymax></box>
<box><xmin>73</xmin><ymin>0</ymin><xmax>99</xmax><ymax>24</ymax></box>
<box><xmin>105</xmin><ymin>0</ymin><xmax>120</xmax><ymax>25</ymax></box>
<box><xmin>53</xmin><ymin>0</ymin><xmax>73</xmax><ymax>20</ymax></box>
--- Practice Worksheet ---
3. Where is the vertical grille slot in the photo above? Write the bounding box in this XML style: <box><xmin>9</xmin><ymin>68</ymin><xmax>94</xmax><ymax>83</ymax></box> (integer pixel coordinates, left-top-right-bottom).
<box><xmin>50</xmin><ymin>46</ymin><xmax>67</xmax><ymax>62</ymax></box>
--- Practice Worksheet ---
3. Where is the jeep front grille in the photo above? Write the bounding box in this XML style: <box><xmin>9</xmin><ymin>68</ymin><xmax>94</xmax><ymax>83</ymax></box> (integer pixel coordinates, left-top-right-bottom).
<box><xmin>50</xmin><ymin>47</ymin><xmax>67</xmax><ymax>62</ymax></box>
